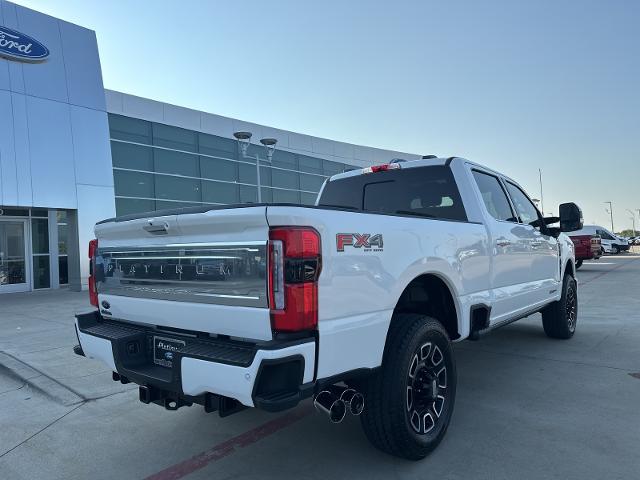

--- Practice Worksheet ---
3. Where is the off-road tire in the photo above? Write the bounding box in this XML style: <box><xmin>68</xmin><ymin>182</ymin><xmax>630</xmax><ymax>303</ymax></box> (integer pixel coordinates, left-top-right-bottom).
<box><xmin>359</xmin><ymin>314</ymin><xmax>456</xmax><ymax>460</ymax></box>
<box><xmin>542</xmin><ymin>275</ymin><xmax>578</xmax><ymax>339</ymax></box>
<box><xmin>575</xmin><ymin>259</ymin><xmax>583</xmax><ymax>269</ymax></box>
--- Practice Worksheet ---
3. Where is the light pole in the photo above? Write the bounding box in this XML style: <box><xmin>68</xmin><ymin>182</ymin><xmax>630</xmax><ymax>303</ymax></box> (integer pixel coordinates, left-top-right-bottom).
<box><xmin>538</xmin><ymin>169</ymin><xmax>544</xmax><ymax>216</ymax></box>
<box><xmin>627</xmin><ymin>209</ymin><xmax>637</xmax><ymax>236</ymax></box>
<box><xmin>604</xmin><ymin>201</ymin><xmax>614</xmax><ymax>232</ymax></box>
<box><xmin>233</xmin><ymin>131</ymin><xmax>277</xmax><ymax>203</ymax></box>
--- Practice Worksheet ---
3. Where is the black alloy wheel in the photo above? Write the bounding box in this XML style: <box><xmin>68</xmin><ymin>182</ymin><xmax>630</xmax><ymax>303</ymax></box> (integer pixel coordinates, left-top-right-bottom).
<box><xmin>566</xmin><ymin>279</ymin><xmax>577</xmax><ymax>334</ymax></box>
<box><xmin>359</xmin><ymin>315</ymin><xmax>457</xmax><ymax>460</ymax></box>
<box><xmin>542</xmin><ymin>275</ymin><xmax>578</xmax><ymax>339</ymax></box>
<box><xmin>406</xmin><ymin>341</ymin><xmax>448</xmax><ymax>435</ymax></box>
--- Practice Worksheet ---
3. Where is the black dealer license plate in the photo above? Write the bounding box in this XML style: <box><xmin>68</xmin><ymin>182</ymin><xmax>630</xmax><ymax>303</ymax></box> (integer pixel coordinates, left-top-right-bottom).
<box><xmin>153</xmin><ymin>336</ymin><xmax>185</xmax><ymax>368</ymax></box>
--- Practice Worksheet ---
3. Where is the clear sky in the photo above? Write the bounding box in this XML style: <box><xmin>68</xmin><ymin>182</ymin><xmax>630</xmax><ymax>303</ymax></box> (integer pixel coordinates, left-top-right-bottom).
<box><xmin>14</xmin><ymin>0</ymin><xmax>640</xmax><ymax>232</ymax></box>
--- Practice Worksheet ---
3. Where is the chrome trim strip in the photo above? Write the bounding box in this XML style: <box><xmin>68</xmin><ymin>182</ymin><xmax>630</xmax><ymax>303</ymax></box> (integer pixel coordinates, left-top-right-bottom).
<box><xmin>104</xmin><ymin>255</ymin><xmax>244</xmax><ymax>260</ymax></box>
<box><xmin>100</xmin><ymin>241</ymin><xmax>266</xmax><ymax>250</ymax></box>
<box><xmin>95</xmin><ymin>243</ymin><xmax>268</xmax><ymax>308</ymax></box>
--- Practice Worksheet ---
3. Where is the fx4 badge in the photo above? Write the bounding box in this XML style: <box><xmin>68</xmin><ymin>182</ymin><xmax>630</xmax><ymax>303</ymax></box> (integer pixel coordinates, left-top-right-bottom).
<box><xmin>336</xmin><ymin>233</ymin><xmax>384</xmax><ymax>252</ymax></box>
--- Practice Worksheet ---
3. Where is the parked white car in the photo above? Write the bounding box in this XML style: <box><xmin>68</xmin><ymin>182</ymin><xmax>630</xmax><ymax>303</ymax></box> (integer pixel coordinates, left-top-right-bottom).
<box><xmin>571</xmin><ymin>225</ymin><xmax>629</xmax><ymax>254</ymax></box>
<box><xmin>74</xmin><ymin>157</ymin><xmax>583</xmax><ymax>460</ymax></box>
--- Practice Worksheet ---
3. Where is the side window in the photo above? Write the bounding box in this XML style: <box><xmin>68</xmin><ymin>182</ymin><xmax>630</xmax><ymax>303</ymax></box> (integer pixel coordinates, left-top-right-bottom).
<box><xmin>362</xmin><ymin>167</ymin><xmax>467</xmax><ymax>221</ymax></box>
<box><xmin>472</xmin><ymin>171</ymin><xmax>517</xmax><ymax>222</ymax></box>
<box><xmin>505</xmin><ymin>181</ymin><xmax>540</xmax><ymax>226</ymax></box>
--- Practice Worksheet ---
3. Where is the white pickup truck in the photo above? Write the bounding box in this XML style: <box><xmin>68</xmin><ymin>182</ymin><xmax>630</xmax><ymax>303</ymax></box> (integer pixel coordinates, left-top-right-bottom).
<box><xmin>74</xmin><ymin>157</ymin><xmax>583</xmax><ymax>460</ymax></box>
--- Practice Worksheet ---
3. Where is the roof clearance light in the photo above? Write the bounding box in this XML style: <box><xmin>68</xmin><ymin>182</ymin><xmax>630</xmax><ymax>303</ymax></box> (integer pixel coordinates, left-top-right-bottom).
<box><xmin>363</xmin><ymin>163</ymin><xmax>401</xmax><ymax>174</ymax></box>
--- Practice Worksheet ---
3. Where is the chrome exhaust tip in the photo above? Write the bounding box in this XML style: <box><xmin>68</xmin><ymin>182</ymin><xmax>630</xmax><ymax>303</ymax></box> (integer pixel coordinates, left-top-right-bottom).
<box><xmin>341</xmin><ymin>389</ymin><xmax>365</xmax><ymax>416</ymax></box>
<box><xmin>314</xmin><ymin>390</ymin><xmax>347</xmax><ymax>423</ymax></box>
<box><xmin>326</xmin><ymin>385</ymin><xmax>365</xmax><ymax>416</ymax></box>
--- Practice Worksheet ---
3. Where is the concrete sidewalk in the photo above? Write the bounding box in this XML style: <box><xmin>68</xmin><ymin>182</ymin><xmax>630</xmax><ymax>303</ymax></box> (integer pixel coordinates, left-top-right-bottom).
<box><xmin>0</xmin><ymin>289</ymin><xmax>134</xmax><ymax>404</ymax></box>
<box><xmin>0</xmin><ymin>290</ymin><xmax>135</xmax><ymax>460</ymax></box>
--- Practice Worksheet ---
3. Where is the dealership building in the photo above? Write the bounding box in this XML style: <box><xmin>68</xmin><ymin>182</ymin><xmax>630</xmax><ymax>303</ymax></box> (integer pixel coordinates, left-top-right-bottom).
<box><xmin>0</xmin><ymin>0</ymin><xmax>419</xmax><ymax>294</ymax></box>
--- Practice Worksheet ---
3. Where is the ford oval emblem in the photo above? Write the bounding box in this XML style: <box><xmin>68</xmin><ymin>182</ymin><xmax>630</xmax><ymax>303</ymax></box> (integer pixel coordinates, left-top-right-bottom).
<box><xmin>101</xmin><ymin>300</ymin><xmax>111</xmax><ymax>310</ymax></box>
<box><xmin>0</xmin><ymin>25</ymin><xmax>49</xmax><ymax>62</ymax></box>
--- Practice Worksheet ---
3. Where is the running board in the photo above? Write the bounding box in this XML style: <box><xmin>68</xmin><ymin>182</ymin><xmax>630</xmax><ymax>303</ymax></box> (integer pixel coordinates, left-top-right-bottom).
<box><xmin>471</xmin><ymin>305</ymin><xmax>545</xmax><ymax>340</ymax></box>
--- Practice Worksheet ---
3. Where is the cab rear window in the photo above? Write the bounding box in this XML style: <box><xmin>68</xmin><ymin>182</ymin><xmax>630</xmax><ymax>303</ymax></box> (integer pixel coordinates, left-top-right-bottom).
<box><xmin>318</xmin><ymin>166</ymin><xmax>467</xmax><ymax>221</ymax></box>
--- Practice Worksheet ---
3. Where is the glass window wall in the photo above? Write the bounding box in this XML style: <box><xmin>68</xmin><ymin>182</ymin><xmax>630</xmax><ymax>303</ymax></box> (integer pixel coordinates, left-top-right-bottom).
<box><xmin>109</xmin><ymin>114</ymin><xmax>359</xmax><ymax>216</ymax></box>
<box><xmin>31</xmin><ymin>218</ymin><xmax>50</xmax><ymax>289</ymax></box>
<box><xmin>57</xmin><ymin>211</ymin><xmax>69</xmax><ymax>285</ymax></box>
<box><xmin>0</xmin><ymin>221</ymin><xmax>26</xmax><ymax>287</ymax></box>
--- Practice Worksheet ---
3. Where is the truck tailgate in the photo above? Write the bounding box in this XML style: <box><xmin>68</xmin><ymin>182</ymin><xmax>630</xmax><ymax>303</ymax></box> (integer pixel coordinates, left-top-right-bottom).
<box><xmin>93</xmin><ymin>206</ymin><xmax>272</xmax><ymax>341</ymax></box>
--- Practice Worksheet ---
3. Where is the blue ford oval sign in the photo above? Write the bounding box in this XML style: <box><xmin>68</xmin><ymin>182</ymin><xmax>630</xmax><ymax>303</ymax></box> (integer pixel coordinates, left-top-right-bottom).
<box><xmin>0</xmin><ymin>25</ymin><xmax>49</xmax><ymax>62</ymax></box>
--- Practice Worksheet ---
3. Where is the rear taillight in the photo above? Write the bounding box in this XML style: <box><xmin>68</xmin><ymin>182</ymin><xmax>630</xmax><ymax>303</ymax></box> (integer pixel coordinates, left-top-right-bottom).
<box><xmin>88</xmin><ymin>239</ymin><xmax>98</xmax><ymax>307</ymax></box>
<box><xmin>268</xmin><ymin>227</ymin><xmax>321</xmax><ymax>332</ymax></box>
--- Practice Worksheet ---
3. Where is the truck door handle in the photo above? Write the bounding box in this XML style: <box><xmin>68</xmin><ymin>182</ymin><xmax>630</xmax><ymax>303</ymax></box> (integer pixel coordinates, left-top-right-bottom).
<box><xmin>496</xmin><ymin>239</ymin><xmax>511</xmax><ymax>247</ymax></box>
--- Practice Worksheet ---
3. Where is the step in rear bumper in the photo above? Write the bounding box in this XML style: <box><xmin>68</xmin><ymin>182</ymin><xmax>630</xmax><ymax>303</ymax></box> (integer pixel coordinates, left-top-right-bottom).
<box><xmin>75</xmin><ymin>311</ymin><xmax>315</xmax><ymax>408</ymax></box>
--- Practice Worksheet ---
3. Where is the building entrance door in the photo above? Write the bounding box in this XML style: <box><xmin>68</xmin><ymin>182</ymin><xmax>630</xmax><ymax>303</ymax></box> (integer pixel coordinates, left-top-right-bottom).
<box><xmin>0</xmin><ymin>220</ymin><xmax>30</xmax><ymax>293</ymax></box>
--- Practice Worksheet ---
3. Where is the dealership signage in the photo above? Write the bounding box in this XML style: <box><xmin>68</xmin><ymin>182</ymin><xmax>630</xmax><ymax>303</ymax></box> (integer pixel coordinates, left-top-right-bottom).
<box><xmin>0</xmin><ymin>25</ymin><xmax>49</xmax><ymax>62</ymax></box>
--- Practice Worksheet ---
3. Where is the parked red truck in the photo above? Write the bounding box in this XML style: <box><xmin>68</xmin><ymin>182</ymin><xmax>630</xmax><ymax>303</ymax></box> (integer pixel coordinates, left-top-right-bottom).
<box><xmin>570</xmin><ymin>234</ymin><xmax>601</xmax><ymax>269</ymax></box>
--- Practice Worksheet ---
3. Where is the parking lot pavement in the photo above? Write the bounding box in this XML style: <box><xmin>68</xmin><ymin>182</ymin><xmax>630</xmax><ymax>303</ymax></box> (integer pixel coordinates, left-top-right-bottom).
<box><xmin>1</xmin><ymin>254</ymin><xmax>639</xmax><ymax>480</ymax></box>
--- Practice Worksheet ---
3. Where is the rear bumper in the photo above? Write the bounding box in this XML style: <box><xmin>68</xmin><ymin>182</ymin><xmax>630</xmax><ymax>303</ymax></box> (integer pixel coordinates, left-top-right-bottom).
<box><xmin>75</xmin><ymin>311</ymin><xmax>315</xmax><ymax>410</ymax></box>
<box><xmin>573</xmin><ymin>247</ymin><xmax>592</xmax><ymax>259</ymax></box>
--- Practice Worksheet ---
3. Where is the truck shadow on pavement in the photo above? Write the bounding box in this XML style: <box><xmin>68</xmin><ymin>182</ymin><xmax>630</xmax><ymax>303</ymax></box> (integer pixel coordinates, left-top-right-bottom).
<box><xmin>141</xmin><ymin>321</ymin><xmax>604</xmax><ymax>480</ymax></box>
